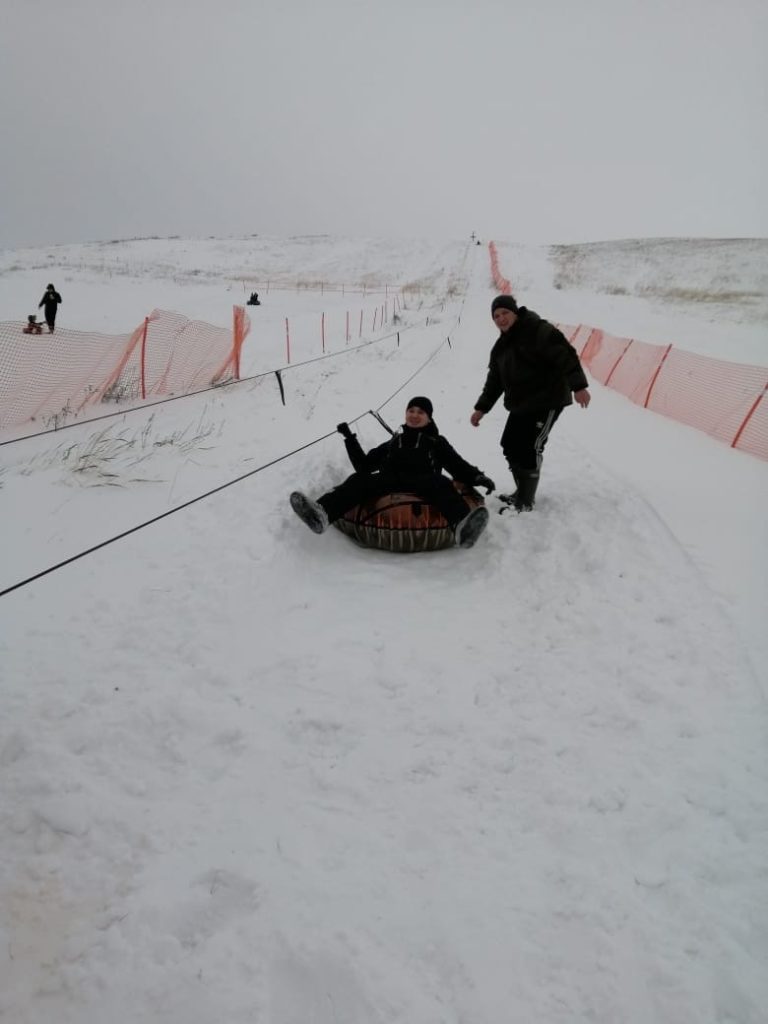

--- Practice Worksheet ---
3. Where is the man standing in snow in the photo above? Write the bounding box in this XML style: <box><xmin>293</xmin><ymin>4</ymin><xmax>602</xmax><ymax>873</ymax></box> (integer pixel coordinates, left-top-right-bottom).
<box><xmin>470</xmin><ymin>294</ymin><xmax>590</xmax><ymax>511</ymax></box>
<box><xmin>38</xmin><ymin>283</ymin><xmax>62</xmax><ymax>333</ymax></box>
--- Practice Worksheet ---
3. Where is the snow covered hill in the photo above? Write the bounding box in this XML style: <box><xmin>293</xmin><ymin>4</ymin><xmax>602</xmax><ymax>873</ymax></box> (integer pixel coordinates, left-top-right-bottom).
<box><xmin>1</xmin><ymin>236</ymin><xmax>767</xmax><ymax>1024</ymax></box>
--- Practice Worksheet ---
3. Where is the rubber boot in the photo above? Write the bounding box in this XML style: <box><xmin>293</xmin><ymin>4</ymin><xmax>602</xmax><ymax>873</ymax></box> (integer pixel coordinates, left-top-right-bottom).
<box><xmin>512</xmin><ymin>470</ymin><xmax>539</xmax><ymax>511</ymax></box>
<box><xmin>499</xmin><ymin>465</ymin><xmax>523</xmax><ymax>505</ymax></box>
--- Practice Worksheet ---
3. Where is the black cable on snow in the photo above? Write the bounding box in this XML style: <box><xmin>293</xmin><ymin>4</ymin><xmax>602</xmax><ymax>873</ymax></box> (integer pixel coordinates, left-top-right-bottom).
<box><xmin>0</xmin><ymin>315</ymin><xmax>432</xmax><ymax>448</ymax></box>
<box><xmin>0</xmin><ymin>300</ymin><xmax>465</xmax><ymax>599</ymax></box>
<box><xmin>0</xmin><ymin>376</ymin><xmax>242</xmax><ymax>447</ymax></box>
<box><xmin>374</xmin><ymin>335</ymin><xmax>451</xmax><ymax>414</ymax></box>
<box><xmin>0</xmin><ymin>428</ymin><xmax>342</xmax><ymax>599</ymax></box>
<box><xmin>368</xmin><ymin>410</ymin><xmax>395</xmax><ymax>435</ymax></box>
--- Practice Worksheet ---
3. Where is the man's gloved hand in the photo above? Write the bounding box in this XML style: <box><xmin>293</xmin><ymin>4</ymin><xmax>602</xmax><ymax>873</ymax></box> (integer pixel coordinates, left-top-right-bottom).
<box><xmin>474</xmin><ymin>473</ymin><xmax>495</xmax><ymax>494</ymax></box>
<box><xmin>336</xmin><ymin>422</ymin><xmax>353</xmax><ymax>439</ymax></box>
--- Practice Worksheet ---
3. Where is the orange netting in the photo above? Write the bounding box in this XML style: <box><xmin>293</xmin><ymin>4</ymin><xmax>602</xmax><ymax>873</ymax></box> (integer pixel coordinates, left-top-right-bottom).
<box><xmin>644</xmin><ymin>349</ymin><xmax>768</xmax><ymax>452</ymax></box>
<box><xmin>564</xmin><ymin>324</ymin><xmax>768</xmax><ymax>460</ymax></box>
<box><xmin>488</xmin><ymin>242</ymin><xmax>511</xmax><ymax>293</ymax></box>
<box><xmin>489</xmin><ymin>243</ymin><xmax>768</xmax><ymax>462</ymax></box>
<box><xmin>0</xmin><ymin>307</ymin><xmax>249</xmax><ymax>433</ymax></box>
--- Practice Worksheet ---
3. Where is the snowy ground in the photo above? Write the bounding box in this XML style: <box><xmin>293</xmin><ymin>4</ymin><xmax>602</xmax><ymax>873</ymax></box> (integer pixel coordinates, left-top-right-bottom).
<box><xmin>1</xmin><ymin>236</ymin><xmax>767</xmax><ymax>1023</ymax></box>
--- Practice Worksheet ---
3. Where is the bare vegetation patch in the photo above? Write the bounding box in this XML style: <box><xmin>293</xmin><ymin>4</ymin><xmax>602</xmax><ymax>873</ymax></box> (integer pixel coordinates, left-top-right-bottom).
<box><xmin>18</xmin><ymin>413</ymin><xmax>220</xmax><ymax>487</ymax></box>
<box><xmin>402</xmin><ymin>277</ymin><xmax>437</xmax><ymax>296</ymax></box>
<box><xmin>643</xmin><ymin>287</ymin><xmax>764</xmax><ymax>305</ymax></box>
<box><xmin>445</xmin><ymin>274</ymin><xmax>468</xmax><ymax>298</ymax></box>
<box><xmin>549</xmin><ymin>238</ymin><xmax>768</xmax><ymax>321</ymax></box>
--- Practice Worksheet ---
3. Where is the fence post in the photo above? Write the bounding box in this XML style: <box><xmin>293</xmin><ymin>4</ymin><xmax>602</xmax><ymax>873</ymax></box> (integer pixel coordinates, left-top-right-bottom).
<box><xmin>644</xmin><ymin>345</ymin><xmax>673</xmax><ymax>408</ymax></box>
<box><xmin>346</xmin><ymin>311</ymin><xmax>350</xmax><ymax>344</ymax></box>
<box><xmin>604</xmin><ymin>339</ymin><xmax>634</xmax><ymax>387</ymax></box>
<box><xmin>140</xmin><ymin>316</ymin><xmax>149</xmax><ymax>400</ymax></box>
<box><xmin>731</xmin><ymin>380</ymin><xmax>768</xmax><ymax>450</ymax></box>
<box><xmin>321</xmin><ymin>312</ymin><xmax>325</xmax><ymax>354</ymax></box>
<box><xmin>579</xmin><ymin>327</ymin><xmax>598</xmax><ymax>358</ymax></box>
<box><xmin>359</xmin><ymin>309</ymin><xmax>363</xmax><ymax>338</ymax></box>
<box><xmin>285</xmin><ymin>317</ymin><xmax>291</xmax><ymax>364</ymax></box>
<box><xmin>233</xmin><ymin>307</ymin><xmax>241</xmax><ymax>380</ymax></box>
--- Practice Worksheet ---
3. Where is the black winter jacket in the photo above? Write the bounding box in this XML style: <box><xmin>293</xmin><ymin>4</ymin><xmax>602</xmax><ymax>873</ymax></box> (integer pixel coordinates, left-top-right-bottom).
<box><xmin>475</xmin><ymin>307</ymin><xmax>589</xmax><ymax>416</ymax></box>
<box><xmin>344</xmin><ymin>421</ymin><xmax>481</xmax><ymax>483</ymax></box>
<box><xmin>39</xmin><ymin>290</ymin><xmax>62</xmax><ymax>316</ymax></box>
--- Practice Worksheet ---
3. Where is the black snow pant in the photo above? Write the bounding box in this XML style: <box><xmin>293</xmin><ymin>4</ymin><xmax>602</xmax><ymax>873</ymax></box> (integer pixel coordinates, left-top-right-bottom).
<box><xmin>318</xmin><ymin>471</ymin><xmax>471</xmax><ymax>528</ymax></box>
<box><xmin>499</xmin><ymin>407</ymin><xmax>562</xmax><ymax>473</ymax></box>
<box><xmin>43</xmin><ymin>305</ymin><xmax>57</xmax><ymax>331</ymax></box>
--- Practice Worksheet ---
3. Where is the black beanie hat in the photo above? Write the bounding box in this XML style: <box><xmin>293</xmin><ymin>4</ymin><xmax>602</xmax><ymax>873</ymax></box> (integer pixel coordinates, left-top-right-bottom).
<box><xmin>406</xmin><ymin>396</ymin><xmax>433</xmax><ymax>418</ymax></box>
<box><xmin>491</xmin><ymin>294</ymin><xmax>519</xmax><ymax>314</ymax></box>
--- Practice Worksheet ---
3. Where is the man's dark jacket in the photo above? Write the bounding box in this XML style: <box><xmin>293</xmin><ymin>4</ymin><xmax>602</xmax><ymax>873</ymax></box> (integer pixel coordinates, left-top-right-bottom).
<box><xmin>39</xmin><ymin>289</ymin><xmax>62</xmax><ymax>318</ymax></box>
<box><xmin>344</xmin><ymin>421</ymin><xmax>480</xmax><ymax>483</ymax></box>
<box><xmin>475</xmin><ymin>307</ymin><xmax>589</xmax><ymax>416</ymax></box>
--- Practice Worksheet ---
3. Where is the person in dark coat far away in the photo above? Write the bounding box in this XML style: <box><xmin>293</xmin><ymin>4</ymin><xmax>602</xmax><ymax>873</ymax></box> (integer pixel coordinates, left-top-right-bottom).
<box><xmin>290</xmin><ymin>397</ymin><xmax>496</xmax><ymax>549</ymax></box>
<box><xmin>470</xmin><ymin>295</ymin><xmax>590</xmax><ymax>512</ymax></box>
<box><xmin>38</xmin><ymin>284</ymin><xmax>62</xmax><ymax>333</ymax></box>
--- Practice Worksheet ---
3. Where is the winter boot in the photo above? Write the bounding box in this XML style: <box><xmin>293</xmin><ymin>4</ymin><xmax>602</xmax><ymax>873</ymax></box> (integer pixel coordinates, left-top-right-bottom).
<box><xmin>498</xmin><ymin>464</ymin><xmax>523</xmax><ymax>505</ymax></box>
<box><xmin>290</xmin><ymin>491</ymin><xmax>329</xmax><ymax>534</ymax></box>
<box><xmin>511</xmin><ymin>470</ymin><xmax>539</xmax><ymax>512</ymax></box>
<box><xmin>455</xmin><ymin>506</ymin><xmax>490</xmax><ymax>549</ymax></box>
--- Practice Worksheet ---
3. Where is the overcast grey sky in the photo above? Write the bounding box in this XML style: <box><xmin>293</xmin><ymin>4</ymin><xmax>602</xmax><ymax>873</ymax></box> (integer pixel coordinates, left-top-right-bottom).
<box><xmin>2</xmin><ymin>0</ymin><xmax>766</xmax><ymax>249</ymax></box>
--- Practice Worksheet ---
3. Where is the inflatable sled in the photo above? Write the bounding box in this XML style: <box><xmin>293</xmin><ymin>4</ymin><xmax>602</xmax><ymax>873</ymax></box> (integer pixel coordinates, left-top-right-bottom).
<box><xmin>333</xmin><ymin>481</ymin><xmax>484</xmax><ymax>553</ymax></box>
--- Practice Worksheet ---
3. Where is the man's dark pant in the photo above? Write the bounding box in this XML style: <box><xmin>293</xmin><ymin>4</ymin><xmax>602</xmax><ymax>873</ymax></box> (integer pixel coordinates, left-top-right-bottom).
<box><xmin>500</xmin><ymin>408</ymin><xmax>562</xmax><ymax>472</ymax></box>
<box><xmin>319</xmin><ymin>471</ymin><xmax>470</xmax><ymax>528</ymax></box>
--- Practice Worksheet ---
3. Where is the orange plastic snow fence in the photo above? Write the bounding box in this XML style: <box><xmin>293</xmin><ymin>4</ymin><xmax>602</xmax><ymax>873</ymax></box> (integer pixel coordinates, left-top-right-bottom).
<box><xmin>565</xmin><ymin>324</ymin><xmax>768</xmax><ymax>460</ymax></box>
<box><xmin>488</xmin><ymin>242</ymin><xmax>768</xmax><ymax>462</ymax></box>
<box><xmin>0</xmin><ymin>306</ymin><xmax>250</xmax><ymax>434</ymax></box>
<box><xmin>488</xmin><ymin>241</ymin><xmax>511</xmax><ymax>293</ymax></box>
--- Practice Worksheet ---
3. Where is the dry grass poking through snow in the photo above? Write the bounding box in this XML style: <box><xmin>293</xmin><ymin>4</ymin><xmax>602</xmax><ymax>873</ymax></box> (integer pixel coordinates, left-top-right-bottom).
<box><xmin>550</xmin><ymin>237</ymin><xmax>768</xmax><ymax>323</ymax></box>
<box><xmin>15</xmin><ymin>412</ymin><xmax>221</xmax><ymax>487</ymax></box>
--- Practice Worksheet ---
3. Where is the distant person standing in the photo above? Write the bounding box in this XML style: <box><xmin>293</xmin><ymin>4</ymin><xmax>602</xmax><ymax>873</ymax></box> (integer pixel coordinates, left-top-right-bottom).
<box><xmin>470</xmin><ymin>294</ymin><xmax>591</xmax><ymax>512</ymax></box>
<box><xmin>38</xmin><ymin>283</ymin><xmax>62</xmax><ymax>333</ymax></box>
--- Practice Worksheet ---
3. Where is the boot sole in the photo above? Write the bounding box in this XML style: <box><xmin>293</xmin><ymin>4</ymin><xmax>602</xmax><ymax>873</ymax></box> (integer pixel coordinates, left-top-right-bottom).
<box><xmin>290</xmin><ymin>492</ymin><xmax>327</xmax><ymax>534</ymax></box>
<box><xmin>458</xmin><ymin>507</ymin><xmax>489</xmax><ymax>548</ymax></box>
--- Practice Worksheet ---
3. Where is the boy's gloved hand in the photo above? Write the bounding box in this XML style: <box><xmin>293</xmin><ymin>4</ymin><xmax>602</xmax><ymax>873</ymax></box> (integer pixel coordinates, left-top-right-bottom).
<box><xmin>474</xmin><ymin>473</ymin><xmax>495</xmax><ymax>494</ymax></box>
<box><xmin>336</xmin><ymin>422</ymin><xmax>353</xmax><ymax>439</ymax></box>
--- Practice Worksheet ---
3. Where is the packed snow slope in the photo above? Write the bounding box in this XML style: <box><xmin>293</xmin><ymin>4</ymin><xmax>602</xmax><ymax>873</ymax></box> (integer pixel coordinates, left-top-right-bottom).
<box><xmin>2</xmin><ymin>236</ymin><xmax>767</xmax><ymax>1024</ymax></box>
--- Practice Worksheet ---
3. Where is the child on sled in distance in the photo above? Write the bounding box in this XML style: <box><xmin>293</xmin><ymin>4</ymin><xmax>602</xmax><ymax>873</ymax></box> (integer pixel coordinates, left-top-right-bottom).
<box><xmin>290</xmin><ymin>397</ymin><xmax>495</xmax><ymax>549</ymax></box>
<box><xmin>23</xmin><ymin>314</ymin><xmax>43</xmax><ymax>335</ymax></box>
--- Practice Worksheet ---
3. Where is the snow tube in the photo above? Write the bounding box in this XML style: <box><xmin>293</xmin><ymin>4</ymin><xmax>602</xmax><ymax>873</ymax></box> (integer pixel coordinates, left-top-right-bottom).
<box><xmin>333</xmin><ymin>482</ymin><xmax>484</xmax><ymax>553</ymax></box>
